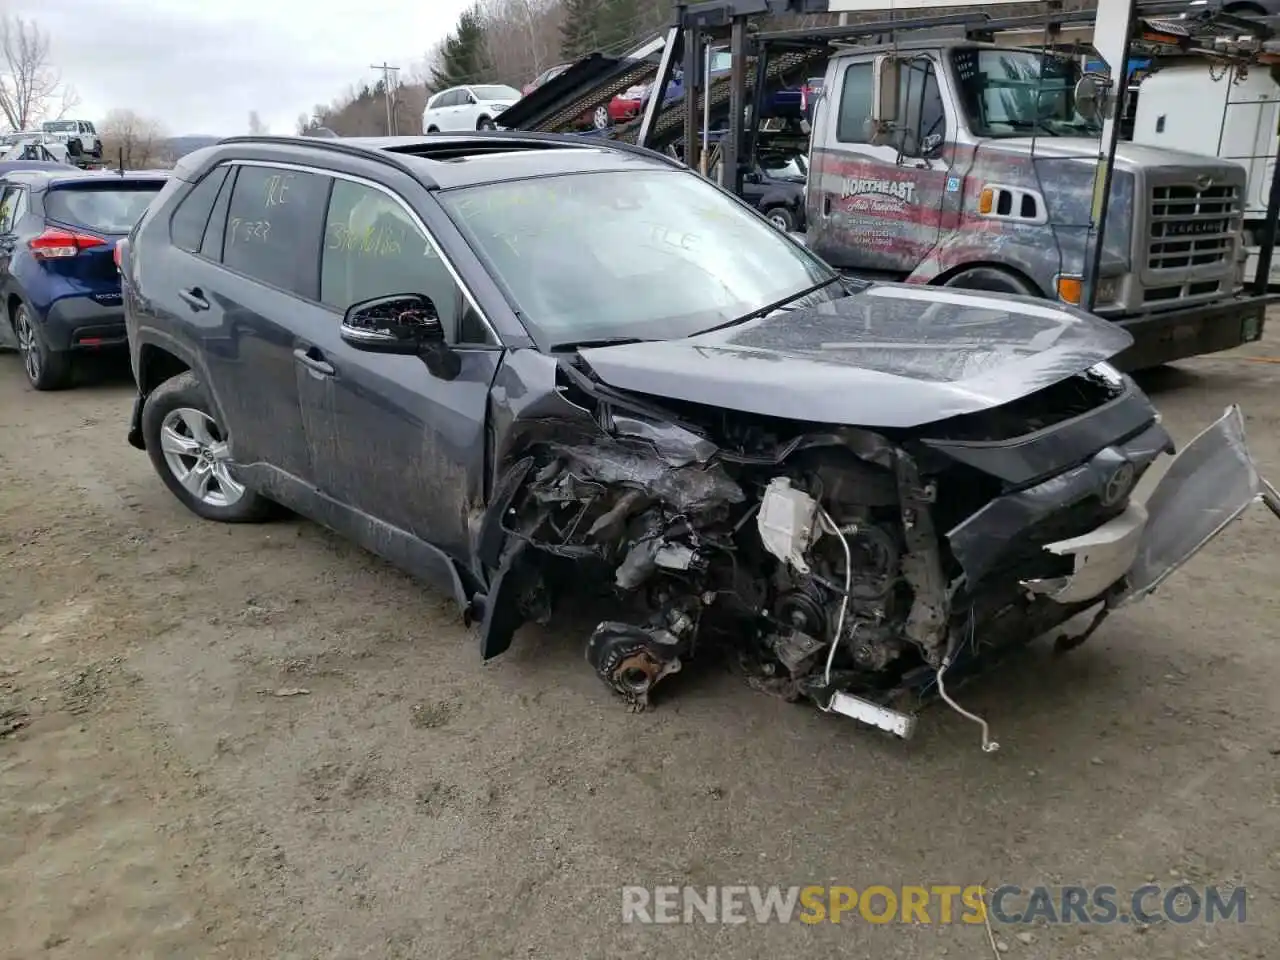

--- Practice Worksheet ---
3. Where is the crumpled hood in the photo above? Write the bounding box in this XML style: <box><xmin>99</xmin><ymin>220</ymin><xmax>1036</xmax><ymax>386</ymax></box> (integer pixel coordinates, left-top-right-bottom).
<box><xmin>578</xmin><ymin>282</ymin><xmax>1135</xmax><ymax>429</ymax></box>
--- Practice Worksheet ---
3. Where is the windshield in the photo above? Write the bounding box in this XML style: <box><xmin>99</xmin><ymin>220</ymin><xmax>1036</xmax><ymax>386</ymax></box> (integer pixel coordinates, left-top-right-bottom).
<box><xmin>43</xmin><ymin>121</ymin><xmax>77</xmax><ymax>132</ymax></box>
<box><xmin>951</xmin><ymin>49</ymin><xmax>1100</xmax><ymax>138</ymax></box>
<box><xmin>439</xmin><ymin>168</ymin><xmax>835</xmax><ymax>347</ymax></box>
<box><xmin>472</xmin><ymin>85</ymin><xmax>520</xmax><ymax>101</ymax></box>
<box><xmin>46</xmin><ymin>184</ymin><xmax>163</xmax><ymax>234</ymax></box>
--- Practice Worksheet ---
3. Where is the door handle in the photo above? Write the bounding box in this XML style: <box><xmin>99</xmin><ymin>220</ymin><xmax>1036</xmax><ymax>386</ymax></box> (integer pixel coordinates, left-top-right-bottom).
<box><xmin>178</xmin><ymin>287</ymin><xmax>209</xmax><ymax>311</ymax></box>
<box><xmin>293</xmin><ymin>347</ymin><xmax>335</xmax><ymax>376</ymax></box>
<box><xmin>822</xmin><ymin>195</ymin><xmax>832</xmax><ymax>216</ymax></box>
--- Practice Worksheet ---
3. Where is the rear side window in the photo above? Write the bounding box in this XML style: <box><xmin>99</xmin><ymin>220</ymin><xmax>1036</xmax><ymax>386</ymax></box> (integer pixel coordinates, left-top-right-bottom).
<box><xmin>836</xmin><ymin>63</ymin><xmax>874</xmax><ymax>143</ymax></box>
<box><xmin>45</xmin><ymin>183</ymin><xmax>164</xmax><ymax>235</ymax></box>
<box><xmin>170</xmin><ymin>166</ymin><xmax>230</xmax><ymax>252</ymax></box>
<box><xmin>221</xmin><ymin>164</ymin><xmax>331</xmax><ymax>296</ymax></box>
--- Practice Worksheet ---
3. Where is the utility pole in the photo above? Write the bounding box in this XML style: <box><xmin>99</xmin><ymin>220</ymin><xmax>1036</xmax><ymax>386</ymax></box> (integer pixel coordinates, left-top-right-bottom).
<box><xmin>370</xmin><ymin>62</ymin><xmax>401</xmax><ymax>135</ymax></box>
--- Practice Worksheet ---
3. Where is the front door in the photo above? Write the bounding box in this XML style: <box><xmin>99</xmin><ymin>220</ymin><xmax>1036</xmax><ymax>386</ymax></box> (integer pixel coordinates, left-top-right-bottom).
<box><xmin>298</xmin><ymin>176</ymin><xmax>501</xmax><ymax>560</ymax></box>
<box><xmin>808</xmin><ymin>54</ymin><xmax>952</xmax><ymax>275</ymax></box>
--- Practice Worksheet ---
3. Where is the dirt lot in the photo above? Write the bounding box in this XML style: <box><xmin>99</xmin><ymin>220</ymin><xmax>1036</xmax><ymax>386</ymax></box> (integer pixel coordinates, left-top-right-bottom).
<box><xmin>1</xmin><ymin>333</ymin><xmax>1279</xmax><ymax>960</ymax></box>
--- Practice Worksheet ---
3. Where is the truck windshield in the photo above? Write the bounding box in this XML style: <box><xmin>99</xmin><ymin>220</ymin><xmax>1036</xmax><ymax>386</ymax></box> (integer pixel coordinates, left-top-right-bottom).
<box><xmin>950</xmin><ymin>48</ymin><xmax>1100</xmax><ymax>138</ymax></box>
<box><xmin>439</xmin><ymin>168</ymin><xmax>836</xmax><ymax>348</ymax></box>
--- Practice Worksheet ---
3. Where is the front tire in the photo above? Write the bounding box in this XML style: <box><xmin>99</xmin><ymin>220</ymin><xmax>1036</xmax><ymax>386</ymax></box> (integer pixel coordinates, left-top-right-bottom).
<box><xmin>13</xmin><ymin>302</ymin><xmax>72</xmax><ymax>391</ymax></box>
<box><xmin>141</xmin><ymin>371</ymin><xmax>272</xmax><ymax>523</ymax></box>
<box><xmin>593</xmin><ymin>106</ymin><xmax>611</xmax><ymax>130</ymax></box>
<box><xmin>477</xmin><ymin>116</ymin><xmax>496</xmax><ymax>130</ymax></box>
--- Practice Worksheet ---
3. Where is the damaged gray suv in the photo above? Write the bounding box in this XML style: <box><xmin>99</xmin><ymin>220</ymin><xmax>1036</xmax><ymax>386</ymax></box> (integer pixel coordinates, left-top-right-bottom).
<box><xmin>119</xmin><ymin>133</ymin><xmax>1273</xmax><ymax>747</ymax></box>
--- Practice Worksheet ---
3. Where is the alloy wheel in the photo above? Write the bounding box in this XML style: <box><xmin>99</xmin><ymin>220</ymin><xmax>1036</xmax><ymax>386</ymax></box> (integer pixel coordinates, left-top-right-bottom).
<box><xmin>594</xmin><ymin>106</ymin><xmax>610</xmax><ymax>129</ymax></box>
<box><xmin>158</xmin><ymin>407</ymin><xmax>246</xmax><ymax>508</ymax></box>
<box><xmin>769</xmin><ymin>211</ymin><xmax>790</xmax><ymax>231</ymax></box>
<box><xmin>14</xmin><ymin>306</ymin><xmax>40</xmax><ymax>384</ymax></box>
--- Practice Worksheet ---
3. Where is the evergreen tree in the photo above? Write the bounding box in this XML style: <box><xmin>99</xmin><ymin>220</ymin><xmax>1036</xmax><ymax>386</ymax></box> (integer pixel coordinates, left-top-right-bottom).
<box><xmin>560</xmin><ymin>0</ymin><xmax>604</xmax><ymax>60</ymax></box>
<box><xmin>598</xmin><ymin>0</ymin><xmax>643</xmax><ymax>53</ymax></box>
<box><xmin>431</xmin><ymin>4</ymin><xmax>492</xmax><ymax>89</ymax></box>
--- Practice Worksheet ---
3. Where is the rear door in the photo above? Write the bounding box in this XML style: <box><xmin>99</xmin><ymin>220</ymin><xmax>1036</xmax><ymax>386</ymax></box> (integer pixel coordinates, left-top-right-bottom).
<box><xmin>177</xmin><ymin>161</ymin><xmax>333</xmax><ymax>483</ymax></box>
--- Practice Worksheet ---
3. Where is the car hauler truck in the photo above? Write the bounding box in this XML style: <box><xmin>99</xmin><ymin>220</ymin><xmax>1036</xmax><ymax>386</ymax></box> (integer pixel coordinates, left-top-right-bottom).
<box><xmin>500</xmin><ymin>0</ymin><xmax>1275</xmax><ymax>369</ymax></box>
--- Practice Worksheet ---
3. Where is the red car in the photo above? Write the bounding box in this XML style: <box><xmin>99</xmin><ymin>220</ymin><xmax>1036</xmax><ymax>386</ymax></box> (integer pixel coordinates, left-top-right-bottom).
<box><xmin>598</xmin><ymin>82</ymin><xmax>652</xmax><ymax>129</ymax></box>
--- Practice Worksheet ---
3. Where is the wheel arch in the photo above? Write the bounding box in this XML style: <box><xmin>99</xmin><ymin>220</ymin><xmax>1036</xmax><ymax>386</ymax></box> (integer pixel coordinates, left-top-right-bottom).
<box><xmin>930</xmin><ymin>261</ymin><xmax>1045</xmax><ymax>298</ymax></box>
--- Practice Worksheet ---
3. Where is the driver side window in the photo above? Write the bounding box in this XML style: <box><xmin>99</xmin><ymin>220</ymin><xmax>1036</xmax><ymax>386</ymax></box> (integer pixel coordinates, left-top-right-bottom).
<box><xmin>319</xmin><ymin>180</ymin><xmax>491</xmax><ymax>345</ymax></box>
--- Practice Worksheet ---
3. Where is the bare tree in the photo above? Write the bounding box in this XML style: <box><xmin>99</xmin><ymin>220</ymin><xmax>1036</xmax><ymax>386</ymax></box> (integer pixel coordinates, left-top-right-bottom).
<box><xmin>248</xmin><ymin>110</ymin><xmax>269</xmax><ymax>135</ymax></box>
<box><xmin>98</xmin><ymin>108</ymin><xmax>168</xmax><ymax>168</ymax></box>
<box><xmin>0</xmin><ymin>15</ymin><xmax>79</xmax><ymax>131</ymax></box>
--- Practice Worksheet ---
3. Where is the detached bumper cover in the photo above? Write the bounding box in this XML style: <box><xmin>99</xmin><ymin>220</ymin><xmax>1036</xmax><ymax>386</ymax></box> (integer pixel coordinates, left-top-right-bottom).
<box><xmin>950</xmin><ymin>405</ymin><xmax>1268</xmax><ymax>607</ymax></box>
<box><xmin>1115</xmin><ymin>404</ymin><xmax>1264</xmax><ymax>606</ymax></box>
<box><xmin>1017</xmin><ymin>406</ymin><xmax>1265</xmax><ymax>607</ymax></box>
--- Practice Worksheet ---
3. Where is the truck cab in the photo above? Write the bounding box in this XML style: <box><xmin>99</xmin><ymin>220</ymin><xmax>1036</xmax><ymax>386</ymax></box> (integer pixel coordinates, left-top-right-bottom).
<box><xmin>806</xmin><ymin>40</ymin><xmax>1267</xmax><ymax>367</ymax></box>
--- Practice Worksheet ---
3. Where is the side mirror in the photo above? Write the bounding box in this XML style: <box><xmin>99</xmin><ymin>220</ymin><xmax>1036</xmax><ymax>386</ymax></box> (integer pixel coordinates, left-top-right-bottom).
<box><xmin>872</xmin><ymin>57</ymin><xmax>900</xmax><ymax>124</ymax></box>
<box><xmin>1074</xmin><ymin>72</ymin><xmax>1110</xmax><ymax>124</ymax></box>
<box><xmin>340</xmin><ymin>294</ymin><xmax>444</xmax><ymax>355</ymax></box>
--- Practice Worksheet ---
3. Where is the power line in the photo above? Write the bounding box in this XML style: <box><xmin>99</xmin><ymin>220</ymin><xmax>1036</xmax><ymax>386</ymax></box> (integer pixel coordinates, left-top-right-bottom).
<box><xmin>370</xmin><ymin>62</ymin><xmax>402</xmax><ymax>135</ymax></box>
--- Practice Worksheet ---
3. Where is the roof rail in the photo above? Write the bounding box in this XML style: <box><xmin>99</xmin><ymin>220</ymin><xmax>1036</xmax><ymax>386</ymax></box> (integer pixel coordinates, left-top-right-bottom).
<box><xmin>216</xmin><ymin>134</ymin><xmax>423</xmax><ymax>177</ymax></box>
<box><xmin>215</xmin><ymin>131</ymin><xmax>685</xmax><ymax>185</ymax></box>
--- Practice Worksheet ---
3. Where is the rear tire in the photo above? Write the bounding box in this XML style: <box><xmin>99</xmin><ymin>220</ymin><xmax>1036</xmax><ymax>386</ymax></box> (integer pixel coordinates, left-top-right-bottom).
<box><xmin>426</xmin><ymin>126</ymin><xmax>439</xmax><ymax>134</ymax></box>
<box><xmin>13</xmin><ymin>302</ymin><xmax>72</xmax><ymax>391</ymax></box>
<box><xmin>141</xmin><ymin>371</ymin><xmax>273</xmax><ymax>523</ymax></box>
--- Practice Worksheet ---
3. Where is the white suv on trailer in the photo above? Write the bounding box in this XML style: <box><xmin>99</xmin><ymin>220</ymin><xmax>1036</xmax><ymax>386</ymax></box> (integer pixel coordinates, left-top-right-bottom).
<box><xmin>422</xmin><ymin>85</ymin><xmax>521</xmax><ymax>132</ymax></box>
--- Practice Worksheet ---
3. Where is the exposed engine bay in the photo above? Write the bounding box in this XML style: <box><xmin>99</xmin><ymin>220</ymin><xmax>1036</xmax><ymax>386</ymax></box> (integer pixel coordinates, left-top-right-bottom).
<box><xmin>474</xmin><ymin>341</ymin><xmax>1270</xmax><ymax>750</ymax></box>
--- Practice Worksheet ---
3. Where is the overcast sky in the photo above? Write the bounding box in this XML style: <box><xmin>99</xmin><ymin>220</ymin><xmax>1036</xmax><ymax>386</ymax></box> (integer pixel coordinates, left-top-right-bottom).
<box><xmin>18</xmin><ymin>0</ymin><xmax>475</xmax><ymax>135</ymax></box>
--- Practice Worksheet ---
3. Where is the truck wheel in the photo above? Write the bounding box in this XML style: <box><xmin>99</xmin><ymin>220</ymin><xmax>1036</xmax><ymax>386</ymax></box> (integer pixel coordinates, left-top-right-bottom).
<box><xmin>766</xmin><ymin>206</ymin><xmax>797</xmax><ymax>232</ymax></box>
<box><xmin>141</xmin><ymin>371</ymin><xmax>273</xmax><ymax>523</ymax></box>
<box><xmin>941</xmin><ymin>266</ymin><xmax>1038</xmax><ymax>297</ymax></box>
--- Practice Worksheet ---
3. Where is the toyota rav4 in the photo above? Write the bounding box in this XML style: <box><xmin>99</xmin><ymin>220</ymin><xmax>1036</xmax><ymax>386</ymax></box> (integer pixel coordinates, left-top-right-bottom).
<box><xmin>117</xmin><ymin>133</ymin><xmax>1272</xmax><ymax>746</ymax></box>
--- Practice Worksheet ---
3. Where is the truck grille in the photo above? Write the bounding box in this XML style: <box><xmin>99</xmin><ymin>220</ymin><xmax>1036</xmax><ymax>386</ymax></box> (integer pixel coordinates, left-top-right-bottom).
<box><xmin>1147</xmin><ymin>183</ymin><xmax>1240</xmax><ymax>271</ymax></box>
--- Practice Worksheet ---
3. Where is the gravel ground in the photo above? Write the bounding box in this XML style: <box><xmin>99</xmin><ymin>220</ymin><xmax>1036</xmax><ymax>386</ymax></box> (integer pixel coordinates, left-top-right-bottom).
<box><xmin>1</xmin><ymin>329</ymin><xmax>1278</xmax><ymax>960</ymax></box>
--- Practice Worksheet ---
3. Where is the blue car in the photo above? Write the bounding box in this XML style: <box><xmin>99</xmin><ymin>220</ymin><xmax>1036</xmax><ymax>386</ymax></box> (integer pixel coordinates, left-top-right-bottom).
<box><xmin>0</xmin><ymin>167</ymin><xmax>167</xmax><ymax>390</ymax></box>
